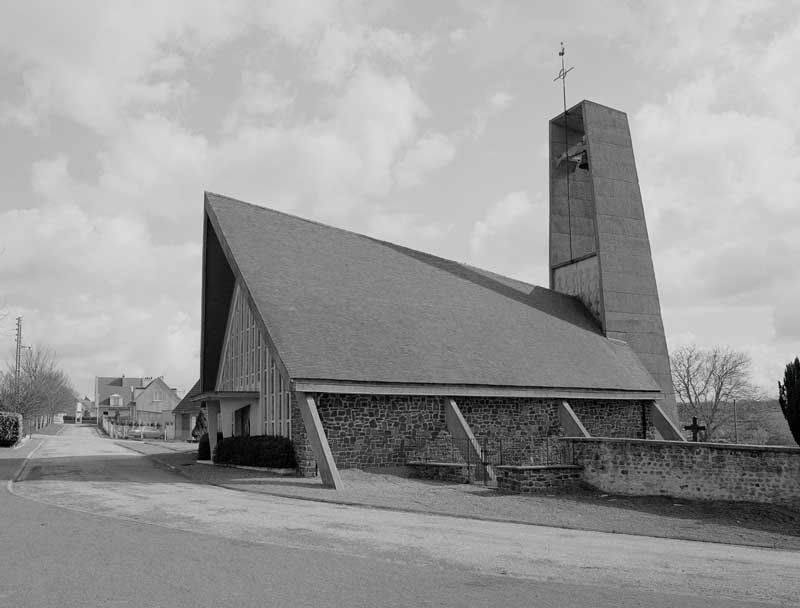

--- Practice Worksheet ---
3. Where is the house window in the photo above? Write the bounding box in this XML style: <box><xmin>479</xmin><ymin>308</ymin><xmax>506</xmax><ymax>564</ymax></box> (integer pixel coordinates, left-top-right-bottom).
<box><xmin>154</xmin><ymin>390</ymin><xmax>163</xmax><ymax>402</ymax></box>
<box><xmin>110</xmin><ymin>394</ymin><xmax>122</xmax><ymax>407</ymax></box>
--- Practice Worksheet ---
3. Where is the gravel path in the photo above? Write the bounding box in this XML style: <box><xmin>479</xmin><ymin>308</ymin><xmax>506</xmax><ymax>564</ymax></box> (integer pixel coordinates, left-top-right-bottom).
<box><xmin>129</xmin><ymin>439</ymin><xmax>800</xmax><ymax>550</ymax></box>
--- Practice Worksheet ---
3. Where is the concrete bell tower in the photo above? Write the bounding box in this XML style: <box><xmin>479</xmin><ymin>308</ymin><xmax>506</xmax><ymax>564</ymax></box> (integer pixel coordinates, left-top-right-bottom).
<box><xmin>549</xmin><ymin>100</ymin><xmax>677</xmax><ymax>423</ymax></box>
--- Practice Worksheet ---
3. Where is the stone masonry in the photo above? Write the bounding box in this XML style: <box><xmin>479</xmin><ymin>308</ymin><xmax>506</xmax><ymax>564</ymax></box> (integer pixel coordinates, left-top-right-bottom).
<box><xmin>568</xmin><ymin>437</ymin><xmax>800</xmax><ymax>506</ymax></box>
<box><xmin>291</xmin><ymin>393</ymin><xmax>653</xmax><ymax>476</ymax></box>
<box><xmin>569</xmin><ymin>399</ymin><xmax>652</xmax><ymax>439</ymax></box>
<box><xmin>495</xmin><ymin>465</ymin><xmax>583</xmax><ymax>494</ymax></box>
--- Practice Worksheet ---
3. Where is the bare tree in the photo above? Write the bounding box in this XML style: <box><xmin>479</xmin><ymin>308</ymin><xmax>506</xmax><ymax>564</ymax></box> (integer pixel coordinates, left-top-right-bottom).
<box><xmin>670</xmin><ymin>345</ymin><xmax>760</xmax><ymax>440</ymax></box>
<box><xmin>0</xmin><ymin>345</ymin><xmax>76</xmax><ymax>417</ymax></box>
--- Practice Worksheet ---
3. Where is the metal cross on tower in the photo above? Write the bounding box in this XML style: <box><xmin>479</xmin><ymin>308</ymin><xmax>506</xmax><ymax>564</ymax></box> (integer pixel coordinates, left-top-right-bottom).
<box><xmin>553</xmin><ymin>42</ymin><xmax>575</xmax><ymax>260</ymax></box>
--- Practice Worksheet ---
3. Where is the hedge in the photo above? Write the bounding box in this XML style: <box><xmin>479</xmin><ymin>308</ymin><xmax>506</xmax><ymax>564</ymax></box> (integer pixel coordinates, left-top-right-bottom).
<box><xmin>0</xmin><ymin>412</ymin><xmax>23</xmax><ymax>447</ymax></box>
<box><xmin>213</xmin><ymin>435</ymin><xmax>297</xmax><ymax>469</ymax></box>
<box><xmin>198</xmin><ymin>432</ymin><xmax>223</xmax><ymax>461</ymax></box>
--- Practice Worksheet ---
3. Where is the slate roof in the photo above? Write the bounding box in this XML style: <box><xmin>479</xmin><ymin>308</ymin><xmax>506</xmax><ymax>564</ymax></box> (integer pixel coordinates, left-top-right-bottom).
<box><xmin>173</xmin><ymin>380</ymin><xmax>202</xmax><ymax>414</ymax></box>
<box><xmin>205</xmin><ymin>192</ymin><xmax>660</xmax><ymax>394</ymax></box>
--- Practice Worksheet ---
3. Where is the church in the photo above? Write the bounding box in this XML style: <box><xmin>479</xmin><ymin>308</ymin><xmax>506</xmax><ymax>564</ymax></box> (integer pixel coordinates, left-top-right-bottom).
<box><xmin>192</xmin><ymin>100</ymin><xmax>684</xmax><ymax>488</ymax></box>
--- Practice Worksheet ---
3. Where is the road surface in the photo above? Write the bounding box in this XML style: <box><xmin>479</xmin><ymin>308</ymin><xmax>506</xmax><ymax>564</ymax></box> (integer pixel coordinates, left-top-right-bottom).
<box><xmin>1</xmin><ymin>425</ymin><xmax>797</xmax><ymax>607</ymax></box>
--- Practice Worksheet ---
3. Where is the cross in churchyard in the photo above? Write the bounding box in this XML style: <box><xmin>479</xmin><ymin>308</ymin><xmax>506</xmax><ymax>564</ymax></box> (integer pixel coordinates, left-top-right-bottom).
<box><xmin>683</xmin><ymin>416</ymin><xmax>706</xmax><ymax>442</ymax></box>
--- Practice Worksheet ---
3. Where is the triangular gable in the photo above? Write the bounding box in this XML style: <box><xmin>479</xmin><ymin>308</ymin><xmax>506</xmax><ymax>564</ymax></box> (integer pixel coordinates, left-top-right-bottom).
<box><xmin>216</xmin><ymin>280</ymin><xmax>267</xmax><ymax>392</ymax></box>
<box><xmin>200</xmin><ymin>212</ymin><xmax>237</xmax><ymax>393</ymax></box>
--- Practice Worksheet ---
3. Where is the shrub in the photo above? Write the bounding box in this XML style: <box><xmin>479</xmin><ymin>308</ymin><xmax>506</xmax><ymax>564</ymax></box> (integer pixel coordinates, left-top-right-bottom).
<box><xmin>198</xmin><ymin>433</ymin><xmax>210</xmax><ymax>460</ymax></box>
<box><xmin>197</xmin><ymin>431</ymin><xmax>223</xmax><ymax>460</ymax></box>
<box><xmin>192</xmin><ymin>409</ymin><xmax>208</xmax><ymax>440</ymax></box>
<box><xmin>213</xmin><ymin>435</ymin><xmax>297</xmax><ymax>469</ymax></box>
<box><xmin>0</xmin><ymin>412</ymin><xmax>23</xmax><ymax>447</ymax></box>
<box><xmin>779</xmin><ymin>357</ymin><xmax>800</xmax><ymax>446</ymax></box>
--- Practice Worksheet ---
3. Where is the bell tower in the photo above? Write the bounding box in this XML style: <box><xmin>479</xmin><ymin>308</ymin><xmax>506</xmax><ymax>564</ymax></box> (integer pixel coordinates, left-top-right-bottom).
<box><xmin>549</xmin><ymin>100</ymin><xmax>677</xmax><ymax>422</ymax></box>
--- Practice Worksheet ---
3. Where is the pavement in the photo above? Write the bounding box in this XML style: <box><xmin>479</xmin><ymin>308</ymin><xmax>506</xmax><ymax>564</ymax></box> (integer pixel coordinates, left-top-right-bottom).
<box><xmin>127</xmin><ymin>438</ymin><xmax>800</xmax><ymax>551</ymax></box>
<box><xmin>0</xmin><ymin>427</ymin><xmax>560</xmax><ymax>608</ymax></box>
<box><xmin>4</xmin><ymin>425</ymin><xmax>800</xmax><ymax>606</ymax></box>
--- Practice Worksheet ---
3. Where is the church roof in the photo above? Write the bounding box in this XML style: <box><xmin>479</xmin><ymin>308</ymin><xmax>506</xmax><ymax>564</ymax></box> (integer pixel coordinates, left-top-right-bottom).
<box><xmin>203</xmin><ymin>192</ymin><xmax>661</xmax><ymax>396</ymax></box>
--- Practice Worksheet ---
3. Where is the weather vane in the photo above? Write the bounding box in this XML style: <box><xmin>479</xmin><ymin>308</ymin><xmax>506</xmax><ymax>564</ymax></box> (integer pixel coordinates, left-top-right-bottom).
<box><xmin>554</xmin><ymin>42</ymin><xmax>575</xmax><ymax>260</ymax></box>
<box><xmin>553</xmin><ymin>41</ymin><xmax>574</xmax><ymax>116</ymax></box>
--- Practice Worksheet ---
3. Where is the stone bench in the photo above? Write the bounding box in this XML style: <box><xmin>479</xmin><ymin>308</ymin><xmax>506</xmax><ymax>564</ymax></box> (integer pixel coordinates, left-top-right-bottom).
<box><xmin>406</xmin><ymin>461</ymin><xmax>475</xmax><ymax>483</ymax></box>
<box><xmin>495</xmin><ymin>464</ymin><xmax>583</xmax><ymax>494</ymax></box>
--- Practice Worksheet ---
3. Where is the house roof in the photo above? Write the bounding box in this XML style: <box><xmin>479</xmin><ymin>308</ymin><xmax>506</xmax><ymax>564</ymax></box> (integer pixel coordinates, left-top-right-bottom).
<box><xmin>204</xmin><ymin>192</ymin><xmax>661</xmax><ymax>395</ymax></box>
<box><xmin>95</xmin><ymin>376</ymin><xmax>144</xmax><ymax>407</ymax></box>
<box><xmin>173</xmin><ymin>380</ymin><xmax>202</xmax><ymax>414</ymax></box>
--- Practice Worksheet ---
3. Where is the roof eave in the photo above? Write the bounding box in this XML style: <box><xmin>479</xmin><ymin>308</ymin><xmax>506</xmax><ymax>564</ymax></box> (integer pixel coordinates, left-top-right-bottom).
<box><xmin>190</xmin><ymin>390</ymin><xmax>260</xmax><ymax>403</ymax></box>
<box><xmin>292</xmin><ymin>380</ymin><xmax>662</xmax><ymax>401</ymax></box>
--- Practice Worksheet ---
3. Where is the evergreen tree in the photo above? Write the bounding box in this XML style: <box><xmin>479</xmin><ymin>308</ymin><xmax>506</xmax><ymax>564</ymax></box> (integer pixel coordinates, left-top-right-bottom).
<box><xmin>778</xmin><ymin>357</ymin><xmax>800</xmax><ymax>446</ymax></box>
<box><xmin>192</xmin><ymin>408</ymin><xmax>208</xmax><ymax>439</ymax></box>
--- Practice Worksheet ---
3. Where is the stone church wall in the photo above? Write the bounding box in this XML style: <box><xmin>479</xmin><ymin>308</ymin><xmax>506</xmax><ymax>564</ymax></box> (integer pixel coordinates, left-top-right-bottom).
<box><xmin>567</xmin><ymin>437</ymin><xmax>800</xmax><ymax>506</ymax></box>
<box><xmin>568</xmin><ymin>399</ymin><xmax>652</xmax><ymax>438</ymax></box>
<box><xmin>291</xmin><ymin>393</ymin><xmax>653</xmax><ymax>475</ymax></box>
<box><xmin>310</xmin><ymin>394</ymin><xmax>448</xmax><ymax>470</ymax></box>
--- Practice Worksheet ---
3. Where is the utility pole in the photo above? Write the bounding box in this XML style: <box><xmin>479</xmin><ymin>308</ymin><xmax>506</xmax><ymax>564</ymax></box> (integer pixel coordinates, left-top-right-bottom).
<box><xmin>14</xmin><ymin>316</ymin><xmax>22</xmax><ymax>412</ymax></box>
<box><xmin>732</xmin><ymin>399</ymin><xmax>738</xmax><ymax>443</ymax></box>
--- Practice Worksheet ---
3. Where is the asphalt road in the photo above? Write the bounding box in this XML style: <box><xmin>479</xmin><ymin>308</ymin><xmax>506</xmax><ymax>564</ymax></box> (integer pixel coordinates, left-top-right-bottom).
<box><xmin>1</xmin><ymin>425</ymin><xmax>797</xmax><ymax>607</ymax></box>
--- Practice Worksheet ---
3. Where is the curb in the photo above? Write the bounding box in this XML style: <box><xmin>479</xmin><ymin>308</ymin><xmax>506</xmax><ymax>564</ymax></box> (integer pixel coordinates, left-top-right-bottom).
<box><xmin>12</xmin><ymin>435</ymin><xmax>31</xmax><ymax>449</ymax></box>
<box><xmin>5</xmin><ymin>439</ymin><xmax>43</xmax><ymax>493</ymax></box>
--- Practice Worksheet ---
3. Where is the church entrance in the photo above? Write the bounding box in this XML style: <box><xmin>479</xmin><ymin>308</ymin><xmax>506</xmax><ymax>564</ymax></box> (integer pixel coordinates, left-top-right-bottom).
<box><xmin>234</xmin><ymin>405</ymin><xmax>251</xmax><ymax>437</ymax></box>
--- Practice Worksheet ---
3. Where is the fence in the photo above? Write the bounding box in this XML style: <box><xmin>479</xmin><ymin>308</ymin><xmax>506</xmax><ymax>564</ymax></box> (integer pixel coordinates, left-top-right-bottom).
<box><xmin>403</xmin><ymin>435</ymin><xmax>574</xmax><ymax>484</ymax></box>
<box><xmin>100</xmin><ymin>416</ymin><xmax>174</xmax><ymax>440</ymax></box>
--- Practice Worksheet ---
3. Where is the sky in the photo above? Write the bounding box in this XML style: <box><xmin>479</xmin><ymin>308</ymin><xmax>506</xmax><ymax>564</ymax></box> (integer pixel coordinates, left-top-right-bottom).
<box><xmin>1</xmin><ymin>0</ymin><xmax>798</xmax><ymax>399</ymax></box>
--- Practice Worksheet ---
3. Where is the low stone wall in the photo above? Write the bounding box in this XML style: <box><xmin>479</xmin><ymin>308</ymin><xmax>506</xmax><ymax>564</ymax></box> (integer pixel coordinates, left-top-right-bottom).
<box><xmin>567</xmin><ymin>438</ymin><xmax>800</xmax><ymax>506</ymax></box>
<box><xmin>406</xmin><ymin>462</ymin><xmax>474</xmax><ymax>484</ymax></box>
<box><xmin>495</xmin><ymin>465</ymin><xmax>583</xmax><ymax>493</ymax></box>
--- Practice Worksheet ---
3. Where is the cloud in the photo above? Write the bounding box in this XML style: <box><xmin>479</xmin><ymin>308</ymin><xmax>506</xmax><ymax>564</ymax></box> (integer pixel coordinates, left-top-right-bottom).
<box><xmin>0</xmin><ymin>1</ymin><xmax>248</xmax><ymax>134</ymax></box>
<box><xmin>221</xmin><ymin>71</ymin><xmax>294</xmax><ymax>133</ymax></box>
<box><xmin>489</xmin><ymin>91</ymin><xmax>513</xmax><ymax>111</ymax></box>
<box><xmin>394</xmin><ymin>133</ymin><xmax>456</xmax><ymax>188</ymax></box>
<box><xmin>365</xmin><ymin>210</ymin><xmax>452</xmax><ymax>245</ymax></box>
<box><xmin>628</xmin><ymin>6</ymin><xmax>800</xmax><ymax>391</ymax></box>
<box><xmin>468</xmin><ymin>191</ymin><xmax>547</xmax><ymax>285</ymax></box>
<box><xmin>464</xmin><ymin>90</ymin><xmax>516</xmax><ymax>139</ymax></box>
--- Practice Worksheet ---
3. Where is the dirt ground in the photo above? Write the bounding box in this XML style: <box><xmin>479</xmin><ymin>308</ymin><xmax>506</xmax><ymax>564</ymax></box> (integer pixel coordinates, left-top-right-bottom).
<box><xmin>132</xmin><ymin>440</ymin><xmax>800</xmax><ymax>550</ymax></box>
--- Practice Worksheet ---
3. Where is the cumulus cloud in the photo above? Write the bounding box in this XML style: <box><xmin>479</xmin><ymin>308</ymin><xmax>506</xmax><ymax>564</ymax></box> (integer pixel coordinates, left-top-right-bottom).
<box><xmin>468</xmin><ymin>191</ymin><xmax>548</xmax><ymax>285</ymax></box>
<box><xmin>0</xmin><ymin>1</ymin><xmax>246</xmax><ymax>133</ymax></box>
<box><xmin>629</xmin><ymin>4</ymin><xmax>800</xmax><ymax>390</ymax></box>
<box><xmin>394</xmin><ymin>133</ymin><xmax>456</xmax><ymax>188</ymax></box>
<box><xmin>365</xmin><ymin>211</ymin><xmax>452</xmax><ymax>245</ymax></box>
<box><xmin>489</xmin><ymin>91</ymin><xmax>513</xmax><ymax>111</ymax></box>
<box><xmin>221</xmin><ymin>71</ymin><xmax>294</xmax><ymax>133</ymax></box>
<box><xmin>2</xmin><ymin>1</ymin><xmax>798</xmax><ymax>398</ymax></box>
<box><xmin>0</xmin><ymin>1</ymin><xmax>451</xmax><ymax>396</ymax></box>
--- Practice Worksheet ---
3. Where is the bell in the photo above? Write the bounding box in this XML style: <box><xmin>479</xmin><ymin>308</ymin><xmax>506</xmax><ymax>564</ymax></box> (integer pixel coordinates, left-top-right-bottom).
<box><xmin>578</xmin><ymin>150</ymin><xmax>589</xmax><ymax>170</ymax></box>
